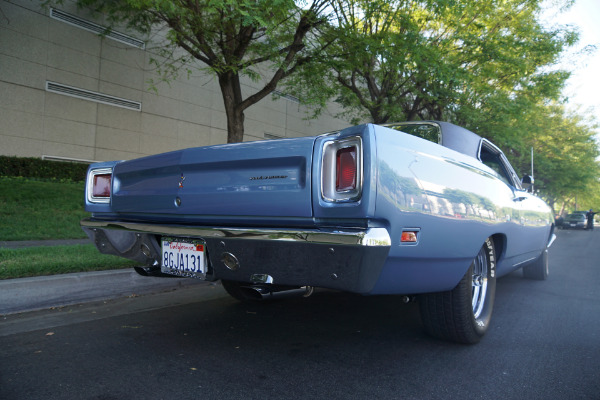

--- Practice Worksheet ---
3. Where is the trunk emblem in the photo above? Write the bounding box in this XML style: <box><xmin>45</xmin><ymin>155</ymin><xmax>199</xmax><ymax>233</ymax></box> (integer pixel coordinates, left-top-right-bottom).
<box><xmin>250</xmin><ymin>175</ymin><xmax>288</xmax><ymax>181</ymax></box>
<box><xmin>178</xmin><ymin>173</ymin><xmax>186</xmax><ymax>188</ymax></box>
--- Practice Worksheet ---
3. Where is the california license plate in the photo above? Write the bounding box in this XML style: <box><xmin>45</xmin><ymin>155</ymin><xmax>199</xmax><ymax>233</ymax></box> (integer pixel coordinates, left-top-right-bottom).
<box><xmin>161</xmin><ymin>237</ymin><xmax>207</xmax><ymax>277</ymax></box>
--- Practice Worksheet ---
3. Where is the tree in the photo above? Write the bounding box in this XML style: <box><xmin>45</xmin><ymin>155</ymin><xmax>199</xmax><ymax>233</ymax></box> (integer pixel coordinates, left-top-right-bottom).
<box><xmin>284</xmin><ymin>0</ymin><xmax>577</xmax><ymax>125</ymax></box>
<box><xmin>458</xmin><ymin>90</ymin><xmax>600</xmax><ymax>212</ymax></box>
<box><xmin>513</xmin><ymin>103</ymin><xmax>599</xmax><ymax>210</ymax></box>
<box><xmin>71</xmin><ymin>0</ymin><xmax>334</xmax><ymax>143</ymax></box>
<box><xmin>283</xmin><ymin>0</ymin><xmax>600</xmax><ymax>210</ymax></box>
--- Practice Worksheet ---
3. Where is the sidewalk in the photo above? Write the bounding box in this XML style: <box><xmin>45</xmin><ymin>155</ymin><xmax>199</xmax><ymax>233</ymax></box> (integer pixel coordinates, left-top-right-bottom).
<box><xmin>0</xmin><ymin>239</ymin><xmax>209</xmax><ymax>315</ymax></box>
<box><xmin>0</xmin><ymin>268</ymin><xmax>209</xmax><ymax>315</ymax></box>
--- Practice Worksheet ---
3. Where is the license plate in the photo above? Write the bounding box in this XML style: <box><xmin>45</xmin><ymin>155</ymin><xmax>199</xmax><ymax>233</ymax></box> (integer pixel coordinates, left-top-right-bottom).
<box><xmin>570</xmin><ymin>223</ymin><xmax>576</xmax><ymax>227</ymax></box>
<box><xmin>161</xmin><ymin>237</ymin><xmax>207</xmax><ymax>277</ymax></box>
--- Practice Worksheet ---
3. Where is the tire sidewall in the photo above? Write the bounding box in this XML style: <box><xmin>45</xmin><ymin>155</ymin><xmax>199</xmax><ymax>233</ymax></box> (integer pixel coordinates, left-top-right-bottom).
<box><xmin>541</xmin><ymin>248</ymin><xmax>549</xmax><ymax>278</ymax></box>
<box><xmin>523</xmin><ymin>248</ymin><xmax>549</xmax><ymax>280</ymax></box>
<box><xmin>472</xmin><ymin>238</ymin><xmax>496</xmax><ymax>336</ymax></box>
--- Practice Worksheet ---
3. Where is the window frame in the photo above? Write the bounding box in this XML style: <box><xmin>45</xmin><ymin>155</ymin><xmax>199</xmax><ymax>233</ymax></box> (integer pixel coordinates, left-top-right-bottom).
<box><xmin>478</xmin><ymin>139</ymin><xmax>522</xmax><ymax>190</ymax></box>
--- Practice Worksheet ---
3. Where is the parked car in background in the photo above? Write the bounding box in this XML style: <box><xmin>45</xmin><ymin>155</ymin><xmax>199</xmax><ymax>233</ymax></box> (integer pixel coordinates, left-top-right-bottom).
<box><xmin>81</xmin><ymin>121</ymin><xmax>556</xmax><ymax>344</ymax></box>
<box><xmin>562</xmin><ymin>213</ymin><xmax>587</xmax><ymax>229</ymax></box>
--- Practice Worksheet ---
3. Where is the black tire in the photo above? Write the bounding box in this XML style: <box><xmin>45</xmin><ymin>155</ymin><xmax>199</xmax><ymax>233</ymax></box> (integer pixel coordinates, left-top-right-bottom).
<box><xmin>522</xmin><ymin>248</ymin><xmax>549</xmax><ymax>280</ymax></box>
<box><xmin>221</xmin><ymin>280</ymin><xmax>262</xmax><ymax>302</ymax></box>
<box><xmin>419</xmin><ymin>238</ymin><xmax>496</xmax><ymax>344</ymax></box>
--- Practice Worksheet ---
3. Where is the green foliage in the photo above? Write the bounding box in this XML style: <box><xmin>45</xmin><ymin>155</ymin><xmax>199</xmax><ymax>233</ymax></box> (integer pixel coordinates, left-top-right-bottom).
<box><xmin>516</xmin><ymin>104</ymin><xmax>600</xmax><ymax>210</ymax></box>
<box><xmin>0</xmin><ymin>245</ymin><xmax>138</xmax><ymax>280</ymax></box>
<box><xmin>286</xmin><ymin>0</ymin><xmax>577</xmax><ymax>125</ymax></box>
<box><xmin>0</xmin><ymin>178</ymin><xmax>88</xmax><ymax>241</ymax></box>
<box><xmin>574</xmin><ymin>179</ymin><xmax>600</xmax><ymax>214</ymax></box>
<box><xmin>0</xmin><ymin>156</ymin><xmax>88</xmax><ymax>182</ymax></box>
<box><xmin>0</xmin><ymin>175</ymin><xmax>135</xmax><ymax>279</ymax></box>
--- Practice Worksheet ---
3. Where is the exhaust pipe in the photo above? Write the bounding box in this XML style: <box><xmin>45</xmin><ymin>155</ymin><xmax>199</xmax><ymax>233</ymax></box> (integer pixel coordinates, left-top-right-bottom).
<box><xmin>240</xmin><ymin>285</ymin><xmax>314</xmax><ymax>300</ymax></box>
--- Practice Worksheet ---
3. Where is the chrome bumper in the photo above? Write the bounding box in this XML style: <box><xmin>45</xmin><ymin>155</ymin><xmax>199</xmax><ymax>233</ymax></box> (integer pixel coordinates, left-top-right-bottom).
<box><xmin>81</xmin><ymin>219</ymin><xmax>392</xmax><ymax>294</ymax></box>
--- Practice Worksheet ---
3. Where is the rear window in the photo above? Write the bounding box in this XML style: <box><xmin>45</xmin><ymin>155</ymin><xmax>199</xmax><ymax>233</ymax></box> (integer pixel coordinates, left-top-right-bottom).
<box><xmin>388</xmin><ymin>123</ymin><xmax>441</xmax><ymax>144</ymax></box>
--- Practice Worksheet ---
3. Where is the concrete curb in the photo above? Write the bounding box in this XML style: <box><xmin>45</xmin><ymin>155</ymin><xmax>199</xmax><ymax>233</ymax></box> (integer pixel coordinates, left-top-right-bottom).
<box><xmin>0</xmin><ymin>268</ymin><xmax>209</xmax><ymax>315</ymax></box>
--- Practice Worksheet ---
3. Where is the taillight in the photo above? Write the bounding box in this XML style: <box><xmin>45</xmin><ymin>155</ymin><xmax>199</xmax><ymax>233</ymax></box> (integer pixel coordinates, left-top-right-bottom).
<box><xmin>87</xmin><ymin>168</ymin><xmax>113</xmax><ymax>203</ymax></box>
<box><xmin>93</xmin><ymin>174</ymin><xmax>111</xmax><ymax>198</ymax></box>
<box><xmin>321</xmin><ymin>137</ymin><xmax>362</xmax><ymax>202</ymax></box>
<box><xmin>336</xmin><ymin>147</ymin><xmax>357</xmax><ymax>192</ymax></box>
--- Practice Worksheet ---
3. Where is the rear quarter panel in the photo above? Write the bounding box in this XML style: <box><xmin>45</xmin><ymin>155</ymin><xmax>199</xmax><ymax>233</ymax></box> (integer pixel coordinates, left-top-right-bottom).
<box><xmin>367</xmin><ymin>125</ymin><xmax>552</xmax><ymax>294</ymax></box>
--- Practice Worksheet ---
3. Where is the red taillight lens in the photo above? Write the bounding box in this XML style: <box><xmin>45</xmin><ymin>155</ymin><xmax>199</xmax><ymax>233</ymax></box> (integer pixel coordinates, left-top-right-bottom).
<box><xmin>336</xmin><ymin>146</ymin><xmax>357</xmax><ymax>192</ymax></box>
<box><xmin>92</xmin><ymin>174</ymin><xmax>111</xmax><ymax>198</ymax></box>
<box><xmin>401</xmin><ymin>231</ymin><xmax>418</xmax><ymax>243</ymax></box>
<box><xmin>321</xmin><ymin>137</ymin><xmax>361</xmax><ymax>202</ymax></box>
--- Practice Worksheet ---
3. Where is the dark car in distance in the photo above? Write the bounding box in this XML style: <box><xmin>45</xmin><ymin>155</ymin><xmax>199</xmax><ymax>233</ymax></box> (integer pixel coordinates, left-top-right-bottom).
<box><xmin>562</xmin><ymin>213</ymin><xmax>587</xmax><ymax>229</ymax></box>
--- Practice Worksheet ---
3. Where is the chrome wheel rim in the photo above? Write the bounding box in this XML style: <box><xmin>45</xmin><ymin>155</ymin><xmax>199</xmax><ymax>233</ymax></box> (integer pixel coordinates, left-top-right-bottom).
<box><xmin>472</xmin><ymin>246</ymin><xmax>488</xmax><ymax>319</ymax></box>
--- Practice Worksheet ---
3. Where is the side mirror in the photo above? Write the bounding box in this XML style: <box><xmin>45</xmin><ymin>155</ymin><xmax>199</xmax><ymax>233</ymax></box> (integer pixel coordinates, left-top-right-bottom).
<box><xmin>521</xmin><ymin>175</ymin><xmax>534</xmax><ymax>192</ymax></box>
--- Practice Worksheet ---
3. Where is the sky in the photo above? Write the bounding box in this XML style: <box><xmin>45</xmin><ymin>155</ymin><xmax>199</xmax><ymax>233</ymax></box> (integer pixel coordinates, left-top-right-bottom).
<box><xmin>546</xmin><ymin>0</ymin><xmax>600</xmax><ymax>121</ymax></box>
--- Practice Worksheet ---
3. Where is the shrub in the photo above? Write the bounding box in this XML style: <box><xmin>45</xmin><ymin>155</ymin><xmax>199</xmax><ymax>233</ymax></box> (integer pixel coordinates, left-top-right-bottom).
<box><xmin>0</xmin><ymin>156</ymin><xmax>88</xmax><ymax>182</ymax></box>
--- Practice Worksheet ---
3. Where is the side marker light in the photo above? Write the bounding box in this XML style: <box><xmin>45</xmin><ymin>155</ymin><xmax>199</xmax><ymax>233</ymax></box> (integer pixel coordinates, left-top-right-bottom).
<box><xmin>401</xmin><ymin>231</ymin><xmax>418</xmax><ymax>243</ymax></box>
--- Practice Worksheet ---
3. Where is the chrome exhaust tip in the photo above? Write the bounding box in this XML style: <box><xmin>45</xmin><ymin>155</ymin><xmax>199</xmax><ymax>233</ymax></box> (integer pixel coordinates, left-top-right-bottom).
<box><xmin>241</xmin><ymin>285</ymin><xmax>315</xmax><ymax>300</ymax></box>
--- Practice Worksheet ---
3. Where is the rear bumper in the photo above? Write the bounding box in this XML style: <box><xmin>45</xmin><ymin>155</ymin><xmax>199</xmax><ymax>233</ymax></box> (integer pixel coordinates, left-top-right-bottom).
<box><xmin>81</xmin><ymin>218</ymin><xmax>391</xmax><ymax>294</ymax></box>
<box><xmin>562</xmin><ymin>222</ymin><xmax>585</xmax><ymax>229</ymax></box>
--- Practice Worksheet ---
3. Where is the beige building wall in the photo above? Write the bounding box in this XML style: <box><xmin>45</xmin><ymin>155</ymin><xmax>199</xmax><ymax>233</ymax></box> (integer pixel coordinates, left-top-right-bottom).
<box><xmin>0</xmin><ymin>0</ymin><xmax>349</xmax><ymax>162</ymax></box>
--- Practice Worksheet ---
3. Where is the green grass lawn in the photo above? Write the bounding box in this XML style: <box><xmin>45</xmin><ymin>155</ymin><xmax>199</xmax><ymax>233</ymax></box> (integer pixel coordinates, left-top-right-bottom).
<box><xmin>0</xmin><ymin>177</ymin><xmax>89</xmax><ymax>241</ymax></box>
<box><xmin>0</xmin><ymin>245</ymin><xmax>139</xmax><ymax>279</ymax></box>
<box><xmin>0</xmin><ymin>177</ymin><xmax>140</xmax><ymax>279</ymax></box>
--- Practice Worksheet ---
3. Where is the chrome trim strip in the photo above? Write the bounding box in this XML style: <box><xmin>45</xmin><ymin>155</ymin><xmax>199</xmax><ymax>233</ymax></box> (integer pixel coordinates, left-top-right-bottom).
<box><xmin>81</xmin><ymin>219</ymin><xmax>391</xmax><ymax>247</ymax></box>
<box><xmin>547</xmin><ymin>233</ymin><xmax>557</xmax><ymax>248</ymax></box>
<box><xmin>321</xmin><ymin>136</ymin><xmax>364</xmax><ymax>203</ymax></box>
<box><xmin>512</xmin><ymin>257</ymin><xmax>537</xmax><ymax>268</ymax></box>
<box><xmin>86</xmin><ymin>168</ymin><xmax>113</xmax><ymax>204</ymax></box>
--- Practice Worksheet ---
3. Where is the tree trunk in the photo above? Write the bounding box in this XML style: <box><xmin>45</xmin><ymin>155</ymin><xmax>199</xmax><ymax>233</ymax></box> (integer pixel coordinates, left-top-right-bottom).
<box><xmin>558</xmin><ymin>201</ymin><xmax>566</xmax><ymax>217</ymax></box>
<box><xmin>225</xmin><ymin>106</ymin><xmax>245</xmax><ymax>144</ymax></box>
<box><xmin>371</xmin><ymin>108</ymin><xmax>387</xmax><ymax>125</ymax></box>
<box><xmin>218</xmin><ymin>72</ymin><xmax>245</xmax><ymax>144</ymax></box>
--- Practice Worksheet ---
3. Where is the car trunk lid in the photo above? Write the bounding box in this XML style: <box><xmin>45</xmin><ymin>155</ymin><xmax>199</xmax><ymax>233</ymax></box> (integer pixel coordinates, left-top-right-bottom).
<box><xmin>111</xmin><ymin>137</ymin><xmax>315</xmax><ymax>218</ymax></box>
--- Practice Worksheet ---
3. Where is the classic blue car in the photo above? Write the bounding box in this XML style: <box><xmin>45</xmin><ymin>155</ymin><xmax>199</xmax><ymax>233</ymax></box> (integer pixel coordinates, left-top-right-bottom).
<box><xmin>81</xmin><ymin>121</ymin><xmax>555</xmax><ymax>344</ymax></box>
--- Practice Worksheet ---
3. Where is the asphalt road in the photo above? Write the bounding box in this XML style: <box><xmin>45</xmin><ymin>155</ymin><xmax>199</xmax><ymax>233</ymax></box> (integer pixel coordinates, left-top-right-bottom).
<box><xmin>1</xmin><ymin>229</ymin><xmax>599</xmax><ymax>400</ymax></box>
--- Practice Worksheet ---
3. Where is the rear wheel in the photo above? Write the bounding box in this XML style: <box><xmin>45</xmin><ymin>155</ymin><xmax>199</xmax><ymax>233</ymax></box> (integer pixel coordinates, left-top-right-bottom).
<box><xmin>419</xmin><ymin>238</ymin><xmax>496</xmax><ymax>344</ymax></box>
<box><xmin>522</xmin><ymin>248</ymin><xmax>549</xmax><ymax>280</ymax></box>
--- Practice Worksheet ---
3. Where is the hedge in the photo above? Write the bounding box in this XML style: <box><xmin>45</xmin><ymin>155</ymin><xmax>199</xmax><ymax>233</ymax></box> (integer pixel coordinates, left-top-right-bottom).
<box><xmin>0</xmin><ymin>156</ymin><xmax>89</xmax><ymax>182</ymax></box>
